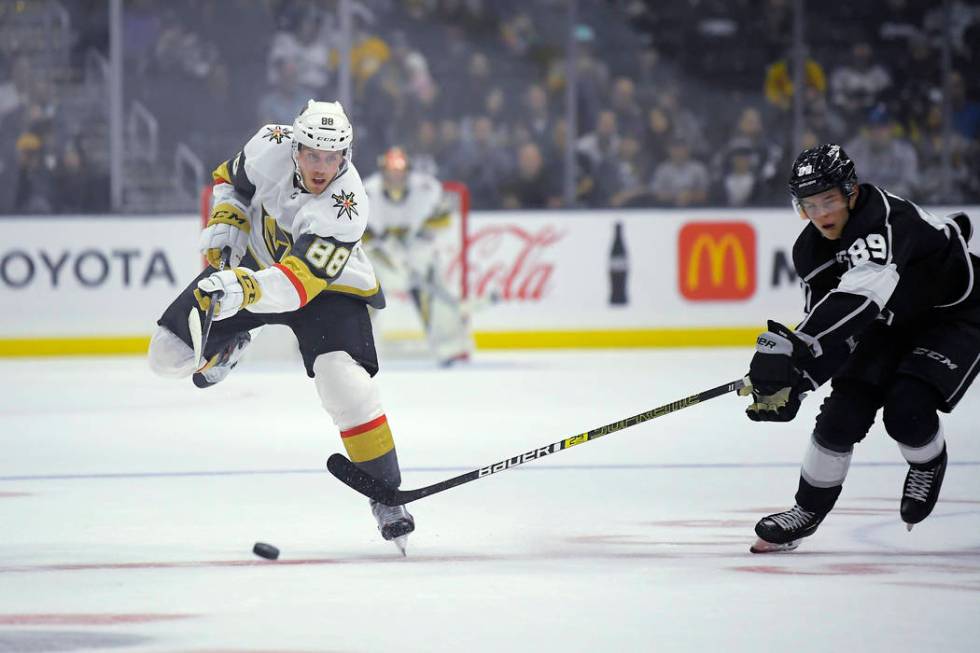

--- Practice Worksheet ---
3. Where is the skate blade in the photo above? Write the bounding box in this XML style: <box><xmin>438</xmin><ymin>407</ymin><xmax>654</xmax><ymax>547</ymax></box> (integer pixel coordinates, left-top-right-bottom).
<box><xmin>393</xmin><ymin>535</ymin><xmax>408</xmax><ymax>556</ymax></box>
<box><xmin>749</xmin><ymin>538</ymin><xmax>801</xmax><ymax>554</ymax></box>
<box><xmin>906</xmin><ymin>522</ymin><xmax>914</xmax><ymax>532</ymax></box>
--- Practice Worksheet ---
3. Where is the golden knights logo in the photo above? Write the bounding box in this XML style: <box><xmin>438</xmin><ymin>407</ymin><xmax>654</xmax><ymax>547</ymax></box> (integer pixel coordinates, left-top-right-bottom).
<box><xmin>331</xmin><ymin>190</ymin><xmax>358</xmax><ymax>220</ymax></box>
<box><xmin>263</xmin><ymin>125</ymin><xmax>292</xmax><ymax>144</ymax></box>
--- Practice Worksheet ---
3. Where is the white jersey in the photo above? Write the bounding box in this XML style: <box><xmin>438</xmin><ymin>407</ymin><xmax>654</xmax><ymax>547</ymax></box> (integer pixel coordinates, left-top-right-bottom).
<box><xmin>362</xmin><ymin>170</ymin><xmax>446</xmax><ymax>240</ymax></box>
<box><xmin>210</xmin><ymin>124</ymin><xmax>382</xmax><ymax>313</ymax></box>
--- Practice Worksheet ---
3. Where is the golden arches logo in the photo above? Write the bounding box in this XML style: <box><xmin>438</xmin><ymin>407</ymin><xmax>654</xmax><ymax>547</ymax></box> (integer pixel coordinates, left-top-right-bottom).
<box><xmin>687</xmin><ymin>234</ymin><xmax>749</xmax><ymax>290</ymax></box>
<box><xmin>678</xmin><ymin>222</ymin><xmax>756</xmax><ymax>300</ymax></box>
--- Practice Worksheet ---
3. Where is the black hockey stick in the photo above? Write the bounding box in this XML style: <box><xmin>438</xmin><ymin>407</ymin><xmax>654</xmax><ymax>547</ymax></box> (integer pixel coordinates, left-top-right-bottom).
<box><xmin>327</xmin><ymin>377</ymin><xmax>747</xmax><ymax>505</ymax></box>
<box><xmin>188</xmin><ymin>247</ymin><xmax>230</xmax><ymax>367</ymax></box>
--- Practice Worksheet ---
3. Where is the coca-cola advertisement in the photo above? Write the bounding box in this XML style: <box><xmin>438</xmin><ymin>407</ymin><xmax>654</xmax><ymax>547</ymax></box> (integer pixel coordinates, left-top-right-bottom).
<box><xmin>445</xmin><ymin>222</ymin><xmax>564</xmax><ymax>302</ymax></box>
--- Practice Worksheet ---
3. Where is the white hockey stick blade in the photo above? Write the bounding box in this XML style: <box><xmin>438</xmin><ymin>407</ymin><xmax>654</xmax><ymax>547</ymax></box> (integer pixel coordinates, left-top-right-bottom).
<box><xmin>749</xmin><ymin>538</ymin><xmax>801</xmax><ymax>554</ymax></box>
<box><xmin>188</xmin><ymin>307</ymin><xmax>204</xmax><ymax>368</ymax></box>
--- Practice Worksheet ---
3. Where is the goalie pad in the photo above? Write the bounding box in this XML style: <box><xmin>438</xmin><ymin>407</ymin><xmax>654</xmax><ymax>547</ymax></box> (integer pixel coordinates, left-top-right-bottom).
<box><xmin>414</xmin><ymin>282</ymin><xmax>475</xmax><ymax>365</ymax></box>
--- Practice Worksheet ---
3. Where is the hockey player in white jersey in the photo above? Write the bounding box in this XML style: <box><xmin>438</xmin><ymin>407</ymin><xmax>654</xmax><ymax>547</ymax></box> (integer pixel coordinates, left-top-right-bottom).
<box><xmin>363</xmin><ymin>146</ymin><xmax>474</xmax><ymax>366</ymax></box>
<box><xmin>146</xmin><ymin>100</ymin><xmax>414</xmax><ymax>553</ymax></box>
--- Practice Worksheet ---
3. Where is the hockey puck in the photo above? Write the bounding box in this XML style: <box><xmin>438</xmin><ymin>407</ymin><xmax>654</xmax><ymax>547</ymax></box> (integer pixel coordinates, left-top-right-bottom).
<box><xmin>252</xmin><ymin>542</ymin><xmax>280</xmax><ymax>560</ymax></box>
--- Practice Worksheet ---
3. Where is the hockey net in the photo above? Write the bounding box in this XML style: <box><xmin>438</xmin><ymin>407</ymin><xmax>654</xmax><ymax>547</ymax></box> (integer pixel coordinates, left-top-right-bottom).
<box><xmin>198</xmin><ymin>181</ymin><xmax>471</xmax><ymax>363</ymax></box>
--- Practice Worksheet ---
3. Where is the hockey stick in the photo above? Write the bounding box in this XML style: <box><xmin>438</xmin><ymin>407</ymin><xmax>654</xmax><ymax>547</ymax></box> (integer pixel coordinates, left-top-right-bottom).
<box><xmin>188</xmin><ymin>247</ymin><xmax>230</xmax><ymax>368</ymax></box>
<box><xmin>327</xmin><ymin>377</ymin><xmax>747</xmax><ymax>505</ymax></box>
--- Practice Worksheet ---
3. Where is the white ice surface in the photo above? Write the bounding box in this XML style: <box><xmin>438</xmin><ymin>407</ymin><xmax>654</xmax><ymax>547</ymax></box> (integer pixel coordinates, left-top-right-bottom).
<box><xmin>0</xmin><ymin>349</ymin><xmax>978</xmax><ymax>652</ymax></box>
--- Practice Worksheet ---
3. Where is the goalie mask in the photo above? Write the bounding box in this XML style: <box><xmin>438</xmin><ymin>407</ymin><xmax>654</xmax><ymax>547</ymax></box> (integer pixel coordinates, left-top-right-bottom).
<box><xmin>378</xmin><ymin>146</ymin><xmax>410</xmax><ymax>198</ymax></box>
<box><xmin>291</xmin><ymin>99</ymin><xmax>354</xmax><ymax>191</ymax></box>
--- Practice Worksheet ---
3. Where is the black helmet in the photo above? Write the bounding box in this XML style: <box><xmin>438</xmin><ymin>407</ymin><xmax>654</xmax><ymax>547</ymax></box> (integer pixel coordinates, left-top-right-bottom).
<box><xmin>788</xmin><ymin>144</ymin><xmax>857</xmax><ymax>200</ymax></box>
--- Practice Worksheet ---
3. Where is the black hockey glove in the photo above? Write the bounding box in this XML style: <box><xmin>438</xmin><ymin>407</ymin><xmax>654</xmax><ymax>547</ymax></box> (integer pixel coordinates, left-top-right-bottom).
<box><xmin>743</xmin><ymin>320</ymin><xmax>816</xmax><ymax>422</ymax></box>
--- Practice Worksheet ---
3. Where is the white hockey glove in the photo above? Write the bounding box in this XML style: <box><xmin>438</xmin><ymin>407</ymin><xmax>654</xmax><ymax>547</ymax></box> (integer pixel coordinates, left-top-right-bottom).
<box><xmin>199</xmin><ymin>201</ymin><xmax>251</xmax><ymax>269</ymax></box>
<box><xmin>194</xmin><ymin>268</ymin><xmax>262</xmax><ymax>321</ymax></box>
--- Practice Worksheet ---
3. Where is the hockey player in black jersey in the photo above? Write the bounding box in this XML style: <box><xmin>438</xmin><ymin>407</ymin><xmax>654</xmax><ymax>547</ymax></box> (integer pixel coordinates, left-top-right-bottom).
<box><xmin>742</xmin><ymin>143</ymin><xmax>980</xmax><ymax>553</ymax></box>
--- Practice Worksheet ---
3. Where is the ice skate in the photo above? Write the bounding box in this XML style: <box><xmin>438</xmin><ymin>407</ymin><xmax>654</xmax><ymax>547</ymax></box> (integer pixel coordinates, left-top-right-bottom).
<box><xmin>370</xmin><ymin>499</ymin><xmax>415</xmax><ymax>555</ymax></box>
<box><xmin>192</xmin><ymin>332</ymin><xmax>251</xmax><ymax>388</ymax></box>
<box><xmin>750</xmin><ymin>504</ymin><xmax>825</xmax><ymax>554</ymax></box>
<box><xmin>901</xmin><ymin>445</ymin><xmax>947</xmax><ymax>531</ymax></box>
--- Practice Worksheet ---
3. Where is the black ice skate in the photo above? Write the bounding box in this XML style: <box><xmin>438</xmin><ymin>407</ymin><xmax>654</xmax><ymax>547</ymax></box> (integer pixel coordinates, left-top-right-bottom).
<box><xmin>192</xmin><ymin>332</ymin><xmax>251</xmax><ymax>388</ymax></box>
<box><xmin>901</xmin><ymin>445</ymin><xmax>947</xmax><ymax>531</ymax></box>
<box><xmin>750</xmin><ymin>504</ymin><xmax>826</xmax><ymax>553</ymax></box>
<box><xmin>370</xmin><ymin>499</ymin><xmax>415</xmax><ymax>555</ymax></box>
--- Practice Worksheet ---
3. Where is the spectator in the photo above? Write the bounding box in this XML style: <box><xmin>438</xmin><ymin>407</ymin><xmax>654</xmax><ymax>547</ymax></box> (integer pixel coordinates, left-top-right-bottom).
<box><xmin>829</xmin><ymin>42</ymin><xmax>892</xmax><ymax>123</ymax></box>
<box><xmin>609</xmin><ymin>136</ymin><xmax>655</xmax><ymax>207</ymax></box>
<box><xmin>408</xmin><ymin>119</ymin><xmax>441</xmax><ymax>177</ymax></box>
<box><xmin>153</xmin><ymin>8</ymin><xmax>220</xmax><ymax>82</ymax></box>
<box><xmin>764</xmin><ymin>46</ymin><xmax>827</xmax><ymax>114</ymax></box>
<box><xmin>458</xmin><ymin>53</ymin><xmax>493</xmax><ymax>118</ymax></box>
<box><xmin>715</xmin><ymin>147</ymin><xmax>765</xmax><ymax>207</ymax></box>
<box><xmin>0</xmin><ymin>56</ymin><xmax>31</xmax><ymax>126</ymax></box>
<box><xmin>52</xmin><ymin>139</ymin><xmax>109</xmax><ymax>213</ymax></box>
<box><xmin>712</xmin><ymin>106</ymin><xmax>783</xmax><ymax>201</ymax></box>
<box><xmin>846</xmin><ymin>105</ymin><xmax>919</xmax><ymax>199</ymax></box>
<box><xmin>655</xmin><ymin>84</ymin><xmax>707</xmax><ymax>156</ymax></box>
<box><xmin>500</xmin><ymin>142</ymin><xmax>561</xmax><ymax>209</ymax></box>
<box><xmin>949</xmin><ymin>71</ymin><xmax>980</xmax><ymax>140</ymax></box>
<box><xmin>576</xmin><ymin>109</ymin><xmax>622</xmax><ymax>207</ymax></box>
<box><xmin>516</xmin><ymin>83</ymin><xmax>553</xmax><ymax>149</ymax></box>
<box><xmin>641</xmin><ymin>106</ymin><xmax>673</xmax><ymax>168</ymax></box>
<box><xmin>650</xmin><ymin>139</ymin><xmax>709</xmax><ymax>207</ymax></box>
<box><xmin>482</xmin><ymin>86</ymin><xmax>510</xmax><ymax>141</ymax></box>
<box><xmin>266</xmin><ymin>6</ymin><xmax>331</xmax><ymax>96</ymax></box>
<box><xmin>437</xmin><ymin>119</ymin><xmax>462</xmax><ymax>168</ymax></box>
<box><xmin>257</xmin><ymin>57</ymin><xmax>311</xmax><ymax>126</ymax></box>
<box><xmin>914</xmin><ymin>103</ymin><xmax>973</xmax><ymax>204</ymax></box>
<box><xmin>891</xmin><ymin>35</ymin><xmax>940</xmax><ymax>132</ymax></box>
<box><xmin>610</xmin><ymin>77</ymin><xmax>644</xmax><ymax>139</ymax></box>
<box><xmin>13</xmin><ymin>132</ymin><xmax>53</xmax><ymax>213</ymax></box>
<box><xmin>447</xmin><ymin>115</ymin><xmax>510</xmax><ymax>209</ymax></box>
<box><xmin>803</xmin><ymin>85</ymin><xmax>849</xmax><ymax>145</ymax></box>
<box><xmin>499</xmin><ymin>11</ymin><xmax>541</xmax><ymax>59</ymax></box>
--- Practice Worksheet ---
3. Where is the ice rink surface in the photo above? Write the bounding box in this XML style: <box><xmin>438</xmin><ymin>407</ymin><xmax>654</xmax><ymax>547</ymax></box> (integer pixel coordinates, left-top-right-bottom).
<box><xmin>1</xmin><ymin>348</ymin><xmax>978</xmax><ymax>652</ymax></box>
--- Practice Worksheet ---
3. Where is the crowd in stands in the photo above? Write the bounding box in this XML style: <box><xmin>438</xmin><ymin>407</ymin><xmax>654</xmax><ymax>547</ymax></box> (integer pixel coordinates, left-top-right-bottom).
<box><xmin>1</xmin><ymin>0</ymin><xmax>979</xmax><ymax>213</ymax></box>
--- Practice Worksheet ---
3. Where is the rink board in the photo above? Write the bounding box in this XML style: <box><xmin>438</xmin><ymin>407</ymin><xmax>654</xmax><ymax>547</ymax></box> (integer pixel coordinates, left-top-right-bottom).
<box><xmin>1</xmin><ymin>206</ymin><xmax>977</xmax><ymax>355</ymax></box>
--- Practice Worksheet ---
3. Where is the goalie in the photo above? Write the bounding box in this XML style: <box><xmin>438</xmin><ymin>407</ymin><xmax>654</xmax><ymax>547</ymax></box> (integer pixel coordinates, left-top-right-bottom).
<box><xmin>363</xmin><ymin>147</ymin><xmax>474</xmax><ymax>366</ymax></box>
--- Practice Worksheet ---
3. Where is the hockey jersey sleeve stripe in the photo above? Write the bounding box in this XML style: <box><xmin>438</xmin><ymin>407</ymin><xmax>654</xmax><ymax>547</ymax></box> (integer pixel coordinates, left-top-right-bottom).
<box><xmin>936</xmin><ymin>219</ymin><xmax>974</xmax><ymax>308</ymax></box>
<box><xmin>836</xmin><ymin>261</ymin><xmax>899</xmax><ymax>308</ymax></box>
<box><xmin>272</xmin><ymin>261</ymin><xmax>312</xmax><ymax>307</ymax></box>
<box><xmin>798</xmin><ymin>293</ymin><xmax>877</xmax><ymax>342</ymax></box>
<box><xmin>873</xmin><ymin>185</ymin><xmax>895</xmax><ymax>265</ymax></box>
<box><xmin>803</xmin><ymin>259</ymin><xmax>836</xmax><ymax>283</ymax></box>
<box><xmin>212</xmin><ymin>160</ymin><xmax>233</xmax><ymax>185</ymax></box>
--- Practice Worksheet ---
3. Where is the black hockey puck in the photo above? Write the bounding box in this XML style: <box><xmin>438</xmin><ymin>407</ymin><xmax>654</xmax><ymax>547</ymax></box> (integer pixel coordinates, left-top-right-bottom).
<box><xmin>252</xmin><ymin>542</ymin><xmax>280</xmax><ymax>560</ymax></box>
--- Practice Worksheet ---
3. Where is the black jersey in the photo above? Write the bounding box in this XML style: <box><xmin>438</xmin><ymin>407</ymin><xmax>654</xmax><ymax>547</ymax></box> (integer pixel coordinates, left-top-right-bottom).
<box><xmin>791</xmin><ymin>183</ymin><xmax>977</xmax><ymax>382</ymax></box>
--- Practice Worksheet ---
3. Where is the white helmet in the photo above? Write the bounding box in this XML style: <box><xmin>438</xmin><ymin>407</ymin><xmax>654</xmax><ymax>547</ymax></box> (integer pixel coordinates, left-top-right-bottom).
<box><xmin>291</xmin><ymin>99</ymin><xmax>353</xmax><ymax>191</ymax></box>
<box><xmin>291</xmin><ymin>99</ymin><xmax>353</xmax><ymax>153</ymax></box>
